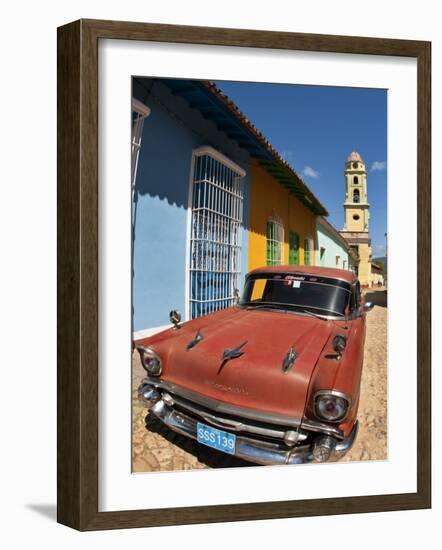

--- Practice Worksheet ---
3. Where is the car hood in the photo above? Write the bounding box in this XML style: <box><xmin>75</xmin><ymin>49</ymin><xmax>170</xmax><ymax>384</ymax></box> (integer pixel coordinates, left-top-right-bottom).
<box><xmin>147</xmin><ymin>307</ymin><xmax>337</xmax><ymax>420</ymax></box>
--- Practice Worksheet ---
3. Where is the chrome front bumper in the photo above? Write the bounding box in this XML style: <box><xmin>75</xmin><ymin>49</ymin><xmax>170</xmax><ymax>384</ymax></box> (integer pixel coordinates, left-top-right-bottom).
<box><xmin>138</xmin><ymin>381</ymin><xmax>359</xmax><ymax>466</ymax></box>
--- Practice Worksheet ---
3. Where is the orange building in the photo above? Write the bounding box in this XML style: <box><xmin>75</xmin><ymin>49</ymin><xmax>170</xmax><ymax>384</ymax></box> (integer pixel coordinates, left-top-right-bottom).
<box><xmin>248</xmin><ymin>161</ymin><xmax>323</xmax><ymax>272</ymax></box>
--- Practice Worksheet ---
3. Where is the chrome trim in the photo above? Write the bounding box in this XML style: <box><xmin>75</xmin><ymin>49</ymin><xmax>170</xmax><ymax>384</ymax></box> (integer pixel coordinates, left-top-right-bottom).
<box><xmin>312</xmin><ymin>435</ymin><xmax>336</xmax><ymax>462</ymax></box>
<box><xmin>313</xmin><ymin>390</ymin><xmax>352</xmax><ymax>423</ymax></box>
<box><xmin>136</xmin><ymin>346</ymin><xmax>163</xmax><ymax>376</ymax></box>
<box><xmin>221</xmin><ymin>341</ymin><xmax>247</xmax><ymax>362</ymax></box>
<box><xmin>282</xmin><ymin>346</ymin><xmax>297</xmax><ymax>373</ymax></box>
<box><xmin>300</xmin><ymin>418</ymin><xmax>344</xmax><ymax>439</ymax></box>
<box><xmin>314</xmin><ymin>389</ymin><xmax>352</xmax><ymax>407</ymax></box>
<box><xmin>299</xmin><ymin>312</ymin><xmax>346</xmax><ymax>321</ymax></box>
<box><xmin>332</xmin><ymin>334</ymin><xmax>347</xmax><ymax>354</ymax></box>
<box><xmin>335</xmin><ymin>420</ymin><xmax>359</xmax><ymax>455</ymax></box>
<box><xmin>170</xmin><ymin>393</ymin><xmax>307</xmax><ymax>441</ymax></box>
<box><xmin>162</xmin><ymin>392</ymin><xmax>175</xmax><ymax>407</ymax></box>
<box><xmin>137</xmin><ymin>383</ymin><xmax>160</xmax><ymax>406</ymax></box>
<box><xmin>186</xmin><ymin>329</ymin><xmax>204</xmax><ymax>350</ymax></box>
<box><xmin>299</xmin><ymin>313</ymin><xmax>346</xmax><ymax>321</ymax></box>
<box><xmin>143</xmin><ymin>377</ymin><xmax>303</xmax><ymax>428</ymax></box>
<box><xmin>149</xmin><ymin>400</ymin><xmax>358</xmax><ymax>465</ymax></box>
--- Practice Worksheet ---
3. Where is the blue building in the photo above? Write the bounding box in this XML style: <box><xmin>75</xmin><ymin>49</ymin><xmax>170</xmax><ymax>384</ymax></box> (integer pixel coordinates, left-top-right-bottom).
<box><xmin>132</xmin><ymin>78</ymin><xmax>252</xmax><ymax>334</ymax></box>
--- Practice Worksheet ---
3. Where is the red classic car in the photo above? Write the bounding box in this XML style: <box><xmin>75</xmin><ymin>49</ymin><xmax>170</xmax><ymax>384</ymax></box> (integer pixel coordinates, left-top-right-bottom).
<box><xmin>136</xmin><ymin>265</ymin><xmax>373</xmax><ymax>465</ymax></box>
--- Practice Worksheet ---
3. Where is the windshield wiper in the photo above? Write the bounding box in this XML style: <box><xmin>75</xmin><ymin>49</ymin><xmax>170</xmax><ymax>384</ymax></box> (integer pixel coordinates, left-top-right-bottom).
<box><xmin>242</xmin><ymin>302</ymin><xmax>342</xmax><ymax>319</ymax></box>
<box><xmin>300</xmin><ymin>309</ymin><xmax>328</xmax><ymax>321</ymax></box>
<box><xmin>301</xmin><ymin>308</ymin><xmax>345</xmax><ymax>321</ymax></box>
<box><xmin>244</xmin><ymin>303</ymin><xmax>281</xmax><ymax>311</ymax></box>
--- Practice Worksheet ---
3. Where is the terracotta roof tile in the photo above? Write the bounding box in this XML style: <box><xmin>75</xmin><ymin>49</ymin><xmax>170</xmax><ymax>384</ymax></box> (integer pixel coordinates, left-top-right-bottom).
<box><xmin>200</xmin><ymin>80</ymin><xmax>328</xmax><ymax>216</ymax></box>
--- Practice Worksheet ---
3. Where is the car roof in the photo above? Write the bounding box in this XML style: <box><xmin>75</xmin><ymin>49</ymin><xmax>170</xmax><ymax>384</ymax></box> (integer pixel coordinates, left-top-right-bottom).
<box><xmin>247</xmin><ymin>265</ymin><xmax>357</xmax><ymax>284</ymax></box>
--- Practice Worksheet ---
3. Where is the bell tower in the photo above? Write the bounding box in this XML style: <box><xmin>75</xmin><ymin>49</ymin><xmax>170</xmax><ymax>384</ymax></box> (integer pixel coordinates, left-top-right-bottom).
<box><xmin>340</xmin><ymin>152</ymin><xmax>372</xmax><ymax>286</ymax></box>
<box><xmin>343</xmin><ymin>152</ymin><xmax>369</xmax><ymax>231</ymax></box>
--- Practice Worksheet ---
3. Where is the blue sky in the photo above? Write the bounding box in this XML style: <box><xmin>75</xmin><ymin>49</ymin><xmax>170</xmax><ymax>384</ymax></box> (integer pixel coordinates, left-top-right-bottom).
<box><xmin>214</xmin><ymin>81</ymin><xmax>388</xmax><ymax>258</ymax></box>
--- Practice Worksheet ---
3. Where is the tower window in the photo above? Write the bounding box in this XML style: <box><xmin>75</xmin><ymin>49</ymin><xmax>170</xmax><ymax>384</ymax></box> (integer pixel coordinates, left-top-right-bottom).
<box><xmin>353</xmin><ymin>214</ymin><xmax>360</xmax><ymax>221</ymax></box>
<box><xmin>353</xmin><ymin>162</ymin><xmax>358</xmax><ymax>169</ymax></box>
<box><xmin>353</xmin><ymin>189</ymin><xmax>360</xmax><ymax>203</ymax></box>
<box><xmin>353</xmin><ymin>175</ymin><xmax>358</xmax><ymax>185</ymax></box>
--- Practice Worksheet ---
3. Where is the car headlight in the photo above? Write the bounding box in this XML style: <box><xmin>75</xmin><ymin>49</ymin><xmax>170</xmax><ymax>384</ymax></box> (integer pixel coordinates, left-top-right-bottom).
<box><xmin>137</xmin><ymin>346</ymin><xmax>162</xmax><ymax>376</ymax></box>
<box><xmin>314</xmin><ymin>391</ymin><xmax>350</xmax><ymax>422</ymax></box>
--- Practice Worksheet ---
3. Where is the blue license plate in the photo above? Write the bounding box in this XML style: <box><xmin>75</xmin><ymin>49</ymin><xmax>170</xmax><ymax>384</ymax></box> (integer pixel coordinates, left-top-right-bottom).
<box><xmin>197</xmin><ymin>422</ymin><xmax>236</xmax><ymax>455</ymax></box>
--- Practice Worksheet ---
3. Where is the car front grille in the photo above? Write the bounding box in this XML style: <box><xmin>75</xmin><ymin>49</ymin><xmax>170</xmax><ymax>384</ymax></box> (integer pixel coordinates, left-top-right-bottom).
<box><xmin>164</xmin><ymin>390</ymin><xmax>311</xmax><ymax>446</ymax></box>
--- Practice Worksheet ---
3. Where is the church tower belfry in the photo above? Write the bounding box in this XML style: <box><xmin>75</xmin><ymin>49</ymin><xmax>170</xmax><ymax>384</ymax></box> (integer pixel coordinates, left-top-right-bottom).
<box><xmin>340</xmin><ymin>152</ymin><xmax>373</xmax><ymax>286</ymax></box>
<box><xmin>343</xmin><ymin>151</ymin><xmax>370</xmax><ymax>232</ymax></box>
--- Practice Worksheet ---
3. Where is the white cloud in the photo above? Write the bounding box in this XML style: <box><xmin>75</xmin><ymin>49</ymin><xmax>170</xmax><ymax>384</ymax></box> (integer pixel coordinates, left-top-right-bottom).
<box><xmin>302</xmin><ymin>165</ymin><xmax>320</xmax><ymax>178</ymax></box>
<box><xmin>370</xmin><ymin>160</ymin><xmax>387</xmax><ymax>172</ymax></box>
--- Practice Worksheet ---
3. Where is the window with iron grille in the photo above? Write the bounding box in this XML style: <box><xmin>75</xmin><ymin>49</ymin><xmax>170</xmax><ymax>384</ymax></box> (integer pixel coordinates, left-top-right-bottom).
<box><xmin>266</xmin><ymin>215</ymin><xmax>284</xmax><ymax>266</ymax></box>
<box><xmin>189</xmin><ymin>147</ymin><xmax>245</xmax><ymax>320</ymax></box>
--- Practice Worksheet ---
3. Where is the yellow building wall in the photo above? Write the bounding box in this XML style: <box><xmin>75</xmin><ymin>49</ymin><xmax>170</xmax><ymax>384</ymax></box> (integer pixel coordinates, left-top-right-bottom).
<box><xmin>357</xmin><ymin>242</ymin><xmax>372</xmax><ymax>287</ymax></box>
<box><xmin>248</xmin><ymin>163</ymin><xmax>318</xmax><ymax>272</ymax></box>
<box><xmin>345</xmin><ymin>207</ymin><xmax>366</xmax><ymax>232</ymax></box>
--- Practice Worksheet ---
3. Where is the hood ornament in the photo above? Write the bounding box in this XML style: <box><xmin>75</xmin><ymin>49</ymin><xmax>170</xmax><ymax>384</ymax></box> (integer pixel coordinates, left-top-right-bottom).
<box><xmin>282</xmin><ymin>346</ymin><xmax>298</xmax><ymax>373</ymax></box>
<box><xmin>186</xmin><ymin>329</ymin><xmax>204</xmax><ymax>351</ymax></box>
<box><xmin>218</xmin><ymin>341</ymin><xmax>247</xmax><ymax>373</ymax></box>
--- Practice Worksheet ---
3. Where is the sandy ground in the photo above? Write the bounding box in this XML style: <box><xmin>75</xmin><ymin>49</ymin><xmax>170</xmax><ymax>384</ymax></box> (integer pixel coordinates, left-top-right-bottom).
<box><xmin>132</xmin><ymin>288</ymin><xmax>387</xmax><ymax>472</ymax></box>
<box><xmin>340</xmin><ymin>288</ymin><xmax>387</xmax><ymax>462</ymax></box>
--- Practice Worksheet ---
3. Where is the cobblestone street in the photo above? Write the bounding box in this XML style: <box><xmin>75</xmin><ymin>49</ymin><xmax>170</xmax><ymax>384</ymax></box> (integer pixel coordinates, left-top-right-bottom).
<box><xmin>132</xmin><ymin>288</ymin><xmax>387</xmax><ymax>472</ymax></box>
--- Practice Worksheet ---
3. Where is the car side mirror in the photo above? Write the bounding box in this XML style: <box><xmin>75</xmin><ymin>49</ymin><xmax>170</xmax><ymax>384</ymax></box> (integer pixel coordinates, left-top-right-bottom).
<box><xmin>169</xmin><ymin>309</ymin><xmax>182</xmax><ymax>328</ymax></box>
<box><xmin>363</xmin><ymin>301</ymin><xmax>374</xmax><ymax>312</ymax></box>
<box><xmin>233</xmin><ymin>288</ymin><xmax>240</xmax><ymax>305</ymax></box>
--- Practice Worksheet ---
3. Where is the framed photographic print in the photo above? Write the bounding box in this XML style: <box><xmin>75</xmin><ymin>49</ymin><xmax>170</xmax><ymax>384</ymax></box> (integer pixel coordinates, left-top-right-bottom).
<box><xmin>57</xmin><ymin>19</ymin><xmax>431</xmax><ymax>530</ymax></box>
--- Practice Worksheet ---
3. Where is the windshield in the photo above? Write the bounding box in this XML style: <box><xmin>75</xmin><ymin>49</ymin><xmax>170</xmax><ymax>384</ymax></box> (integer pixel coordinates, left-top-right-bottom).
<box><xmin>240</xmin><ymin>273</ymin><xmax>351</xmax><ymax>317</ymax></box>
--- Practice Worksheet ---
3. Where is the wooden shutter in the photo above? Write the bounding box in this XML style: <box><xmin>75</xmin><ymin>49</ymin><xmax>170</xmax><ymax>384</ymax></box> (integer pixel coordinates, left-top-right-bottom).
<box><xmin>289</xmin><ymin>231</ymin><xmax>300</xmax><ymax>265</ymax></box>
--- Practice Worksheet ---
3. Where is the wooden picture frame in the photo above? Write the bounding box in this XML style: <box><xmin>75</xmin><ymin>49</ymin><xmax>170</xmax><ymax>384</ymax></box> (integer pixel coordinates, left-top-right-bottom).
<box><xmin>57</xmin><ymin>18</ymin><xmax>431</xmax><ymax>531</ymax></box>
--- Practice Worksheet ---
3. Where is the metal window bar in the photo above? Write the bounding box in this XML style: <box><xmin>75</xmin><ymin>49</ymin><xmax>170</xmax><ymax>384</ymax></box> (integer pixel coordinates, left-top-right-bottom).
<box><xmin>266</xmin><ymin>217</ymin><xmax>284</xmax><ymax>266</ymax></box>
<box><xmin>189</xmin><ymin>153</ymin><xmax>244</xmax><ymax>319</ymax></box>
